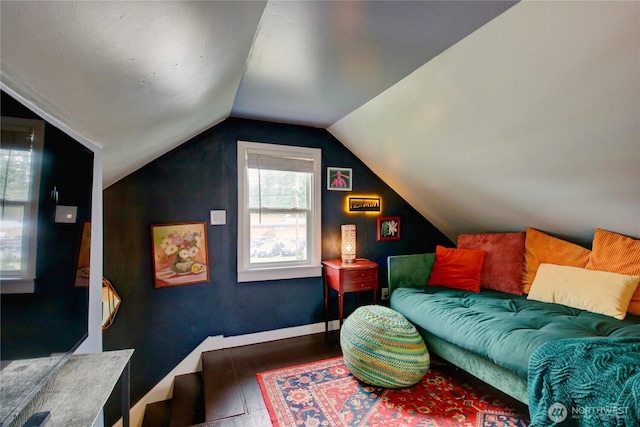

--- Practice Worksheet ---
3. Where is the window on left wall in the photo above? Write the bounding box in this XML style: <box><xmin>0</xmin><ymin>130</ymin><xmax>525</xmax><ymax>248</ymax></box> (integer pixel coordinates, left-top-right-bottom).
<box><xmin>0</xmin><ymin>117</ymin><xmax>45</xmax><ymax>293</ymax></box>
<box><xmin>237</xmin><ymin>140</ymin><xmax>322</xmax><ymax>282</ymax></box>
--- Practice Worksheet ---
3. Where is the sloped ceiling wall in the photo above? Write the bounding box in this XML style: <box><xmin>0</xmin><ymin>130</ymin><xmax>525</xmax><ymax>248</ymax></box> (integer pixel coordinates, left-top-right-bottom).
<box><xmin>1</xmin><ymin>1</ymin><xmax>518</xmax><ymax>190</ymax></box>
<box><xmin>1</xmin><ymin>1</ymin><xmax>638</xmax><ymax>244</ymax></box>
<box><xmin>0</xmin><ymin>1</ymin><xmax>267</xmax><ymax>187</ymax></box>
<box><xmin>330</xmin><ymin>1</ymin><xmax>640</xmax><ymax>244</ymax></box>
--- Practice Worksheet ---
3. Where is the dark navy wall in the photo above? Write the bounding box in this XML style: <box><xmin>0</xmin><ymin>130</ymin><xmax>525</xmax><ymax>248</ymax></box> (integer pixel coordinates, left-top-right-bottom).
<box><xmin>102</xmin><ymin>117</ymin><xmax>451</xmax><ymax>422</ymax></box>
<box><xmin>1</xmin><ymin>92</ymin><xmax>93</xmax><ymax>361</ymax></box>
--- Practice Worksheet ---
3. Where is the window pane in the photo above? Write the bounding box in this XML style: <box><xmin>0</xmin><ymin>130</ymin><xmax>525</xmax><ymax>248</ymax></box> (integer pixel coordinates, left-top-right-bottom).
<box><xmin>0</xmin><ymin>205</ymin><xmax>25</xmax><ymax>271</ymax></box>
<box><xmin>238</xmin><ymin>140</ymin><xmax>321</xmax><ymax>282</ymax></box>
<box><xmin>249</xmin><ymin>212</ymin><xmax>307</xmax><ymax>264</ymax></box>
<box><xmin>0</xmin><ymin>147</ymin><xmax>32</xmax><ymax>202</ymax></box>
<box><xmin>248</xmin><ymin>169</ymin><xmax>310</xmax><ymax>209</ymax></box>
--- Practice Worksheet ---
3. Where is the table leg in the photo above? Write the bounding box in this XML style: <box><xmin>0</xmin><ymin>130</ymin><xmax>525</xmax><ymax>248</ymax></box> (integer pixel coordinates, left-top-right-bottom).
<box><xmin>338</xmin><ymin>292</ymin><xmax>344</xmax><ymax>327</ymax></box>
<box><xmin>324</xmin><ymin>277</ymin><xmax>329</xmax><ymax>333</ymax></box>
<box><xmin>122</xmin><ymin>359</ymin><xmax>130</xmax><ymax>427</ymax></box>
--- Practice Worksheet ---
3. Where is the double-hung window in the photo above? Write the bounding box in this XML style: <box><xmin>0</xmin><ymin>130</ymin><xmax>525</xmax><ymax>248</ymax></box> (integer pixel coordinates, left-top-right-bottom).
<box><xmin>0</xmin><ymin>117</ymin><xmax>45</xmax><ymax>293</ymax></box>
<box><xmin>237</xmin><ymin>141</ymin><xmax>321</xmax><ymax>282</ymax></box>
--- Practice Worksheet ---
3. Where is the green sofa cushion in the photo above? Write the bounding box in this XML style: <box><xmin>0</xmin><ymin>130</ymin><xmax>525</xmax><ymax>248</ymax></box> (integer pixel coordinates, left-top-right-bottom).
<box><xmin>387</xmin><ymin>253</ymin><xmax>436</xmax><ymax>296</ymax></box>
<box><xmin>390</xmin><ymin>287</ymin><xmax>640</xmax><ymax>379</ymax></box>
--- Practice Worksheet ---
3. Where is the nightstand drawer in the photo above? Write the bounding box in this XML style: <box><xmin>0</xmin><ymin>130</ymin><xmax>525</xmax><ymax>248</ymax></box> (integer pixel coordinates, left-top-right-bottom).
<box><xmin>342</xmin><ymin>278</ymin><xmax>377</xmax><ymax>292</ymax></box>
<box><xmin>343</xmin><ymin>268</ymin><xmax>377</xmax><ymax>282</ymax></box>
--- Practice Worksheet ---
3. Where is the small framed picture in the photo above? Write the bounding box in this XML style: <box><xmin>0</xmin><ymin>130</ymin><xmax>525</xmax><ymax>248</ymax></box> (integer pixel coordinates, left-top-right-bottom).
<box><xmin>151</xmin><ymin>222</ymin><xmax>209</xmax><ymax>288</ymax></box>
<box><xmin>377</xmin><ymin>216</ymin><xmax>401</xmax><ymax>241</ymax></box>
<box><xmin>327</xmin><ymin>167</ymin><xmax>352</xmax><ymax>191</ymax></box>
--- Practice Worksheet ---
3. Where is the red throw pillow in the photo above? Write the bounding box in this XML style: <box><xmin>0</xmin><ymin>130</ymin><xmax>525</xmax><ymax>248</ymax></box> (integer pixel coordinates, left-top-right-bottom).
<box><xmin>427</xmin><ymin>245</ymin><xmax>487</xmax><ymax>292</ymax></box>
<box><xmin>457</xmin><ymin>232</ymin><xmax>525</xmax><ymax>295</ymax></box>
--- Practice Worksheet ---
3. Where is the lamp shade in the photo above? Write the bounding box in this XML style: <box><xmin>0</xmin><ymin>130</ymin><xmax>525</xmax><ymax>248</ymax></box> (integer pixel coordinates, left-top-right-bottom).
<box><xmin>341</xmin><ymin>224</ymin><xmax>356</xmax><ymax>263</ymax></box>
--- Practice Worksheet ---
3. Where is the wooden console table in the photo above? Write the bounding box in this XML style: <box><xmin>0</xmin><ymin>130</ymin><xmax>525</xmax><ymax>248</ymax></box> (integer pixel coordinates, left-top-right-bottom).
<box><xmin>1</xmin><ymin>349</ymin><xmax>133</xmax><ymax>427</ymax></box>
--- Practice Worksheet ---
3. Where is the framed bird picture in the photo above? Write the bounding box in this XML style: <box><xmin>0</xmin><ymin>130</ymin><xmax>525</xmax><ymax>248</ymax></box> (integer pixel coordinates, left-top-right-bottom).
<box><xmin>377</xmin><ymin>216</ymin><xmax>401</xmax><ymax>241</ymax></box>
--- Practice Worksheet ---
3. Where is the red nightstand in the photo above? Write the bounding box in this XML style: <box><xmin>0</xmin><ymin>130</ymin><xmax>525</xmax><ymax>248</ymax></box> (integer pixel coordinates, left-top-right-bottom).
<box><xmin>322</xmin><ymin>258</ymin><xmax>379</xmax><ymax>331</ymax></box>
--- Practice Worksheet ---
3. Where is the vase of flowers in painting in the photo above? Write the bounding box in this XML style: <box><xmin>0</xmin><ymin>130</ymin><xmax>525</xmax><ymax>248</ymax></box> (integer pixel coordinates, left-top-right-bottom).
<box><xmin>172</xmin><ymin>254</ymin><xmax>195</xmax><ymax>275</ymax></box>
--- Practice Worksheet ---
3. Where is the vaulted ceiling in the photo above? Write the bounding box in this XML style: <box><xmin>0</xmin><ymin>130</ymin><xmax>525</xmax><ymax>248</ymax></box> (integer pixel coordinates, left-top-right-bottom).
<box><xmin>2</xmin><ymin>1</ymin><xmax>638</xmax><ymax>242</ymax></box>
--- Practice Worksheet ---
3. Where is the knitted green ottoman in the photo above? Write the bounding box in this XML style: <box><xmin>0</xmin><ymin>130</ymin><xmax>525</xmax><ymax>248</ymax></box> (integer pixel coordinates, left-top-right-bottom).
<box><xmin>340</xmin><ymin>305</ymin><xmax>430</xmax><ymax>388</ymax></box>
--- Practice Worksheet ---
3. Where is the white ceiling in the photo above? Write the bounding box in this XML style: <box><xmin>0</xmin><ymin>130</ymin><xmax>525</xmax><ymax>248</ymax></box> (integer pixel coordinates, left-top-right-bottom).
<box><xmin>0</xmin><ymin>0</ymin><xmax>515</xmax><ymax>187</ymax></box>
<box><xmin>2</xmin><ymin>1</ymin><xmax>638</xmax><ymax>242</ymax></box>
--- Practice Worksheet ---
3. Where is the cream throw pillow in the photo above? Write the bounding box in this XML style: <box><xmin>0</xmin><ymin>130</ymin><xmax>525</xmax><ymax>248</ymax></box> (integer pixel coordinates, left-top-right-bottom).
<box><xmin>527</xmin><ymin>263</ymin><xmax>640</xmax><ymax>320</ymax></box>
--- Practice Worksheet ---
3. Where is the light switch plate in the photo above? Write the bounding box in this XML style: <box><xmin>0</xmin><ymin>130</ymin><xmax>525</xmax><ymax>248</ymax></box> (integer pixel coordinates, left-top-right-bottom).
<box><xmin>55</xmin><ymin>205</ymin><xmax>77</xmax><ymax>223</ymax></box>
<box><xmin>210</xmin><ymin>210</ymin><xmax>226</xmax><ymax>225</ymax></box>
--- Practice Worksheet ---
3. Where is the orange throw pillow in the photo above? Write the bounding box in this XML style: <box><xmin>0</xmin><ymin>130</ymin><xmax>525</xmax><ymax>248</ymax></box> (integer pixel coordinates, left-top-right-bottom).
<box><xmin>586</xmin><ymin>228</ymin><xmax>640</xmax><ymax>315</ymax></box>
<box><xmin>522</xmin><ymin>228</ymin><xmax>591</xmax><ymax>294</ymax></box>
<box><xmin>427</xmin><ymin>245</ymin><xmax>487</xmax><ymax>292</ymax></box>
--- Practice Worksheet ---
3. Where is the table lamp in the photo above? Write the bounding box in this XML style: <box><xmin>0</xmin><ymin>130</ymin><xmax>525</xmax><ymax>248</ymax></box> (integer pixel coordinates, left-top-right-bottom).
<box><xmin>341</xmin><ymin>224</ymin><xmax>356</xmax><ymax>263</ymax></box>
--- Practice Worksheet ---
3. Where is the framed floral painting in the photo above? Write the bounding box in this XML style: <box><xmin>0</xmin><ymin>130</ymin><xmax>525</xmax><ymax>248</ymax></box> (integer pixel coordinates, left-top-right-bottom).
<box><xmin>151</xmin><ymin>222</ymin><xmax>209</xmax><ymax>288</ymax></box>
<box><xmin>377</xmin><ymin>216</ymin><xmax>401</xmax><ymax>241</ymax></box>
<box><xmin>74</xmin><ymin>222</ymin><xmax>92</xmax><ymax>287</ymax></box>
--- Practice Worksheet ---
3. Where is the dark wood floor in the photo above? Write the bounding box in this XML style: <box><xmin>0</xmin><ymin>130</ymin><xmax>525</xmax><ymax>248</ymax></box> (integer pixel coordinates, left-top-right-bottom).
<box><xmin>190</xmin><ymin>331</ymin><xmax>530</xmax><ymax>427</ymax></box>
<box><xmin>194</xmin><ymin>330</ymin><xmax>343</xmax><ymax>426</ymax></box>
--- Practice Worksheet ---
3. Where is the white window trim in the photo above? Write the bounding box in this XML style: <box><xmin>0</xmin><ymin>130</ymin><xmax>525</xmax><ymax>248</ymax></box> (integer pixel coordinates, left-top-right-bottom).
<box><xmin>237</xmin><ymin>140</ymin><xmax>322</xmax><ymax>282</ymax></box>
<box><xmin>0</xmin><ymin>117</ymin><xmax>45</xmax><ymax>294</ymax></box>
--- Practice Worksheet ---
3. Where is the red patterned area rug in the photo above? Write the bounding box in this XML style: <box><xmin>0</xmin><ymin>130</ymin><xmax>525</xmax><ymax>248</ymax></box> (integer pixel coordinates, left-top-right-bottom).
<box><xmin>257</xmin><ymin>356</ymin><xmax>530</xmax><ymax>427</ymax></box>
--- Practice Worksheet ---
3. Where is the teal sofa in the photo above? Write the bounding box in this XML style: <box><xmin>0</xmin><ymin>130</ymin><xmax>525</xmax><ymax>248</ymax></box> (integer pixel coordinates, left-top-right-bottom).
<box><xmin>387</xmin><ymin>253</ymin><xmax>640</xmax><ymax>405</ymax></box>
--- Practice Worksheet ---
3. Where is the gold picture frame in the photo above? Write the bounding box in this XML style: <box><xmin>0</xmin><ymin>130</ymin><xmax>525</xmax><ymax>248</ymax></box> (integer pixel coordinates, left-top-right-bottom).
<box><xmin>151</xmin><ymin>222</ymin><xmax>209</xmax><ymax>288</ymax></box>
<box><xmin>74</xmin><ymin>222</ymin><xmax>91</xmax><ymax>287</ymax></box>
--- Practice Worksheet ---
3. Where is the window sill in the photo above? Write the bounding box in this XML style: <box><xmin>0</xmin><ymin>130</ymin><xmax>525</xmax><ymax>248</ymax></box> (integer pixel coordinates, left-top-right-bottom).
<box><xmin>238</xmin><ymin>265</ymin><xmax>322</xmax><ymax>283</ymax></box>
<box><xmin>1</xmin><ymin>278</ymin><xmax>35</xmax><ymax>294</ymax></box>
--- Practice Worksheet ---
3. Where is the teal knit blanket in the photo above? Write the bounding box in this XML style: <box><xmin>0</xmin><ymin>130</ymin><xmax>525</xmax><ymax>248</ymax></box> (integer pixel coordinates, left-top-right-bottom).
<box><xmin>528</xmin><ymin>337</ymin><xmax>640</xmax><ymax>426</ymax></box>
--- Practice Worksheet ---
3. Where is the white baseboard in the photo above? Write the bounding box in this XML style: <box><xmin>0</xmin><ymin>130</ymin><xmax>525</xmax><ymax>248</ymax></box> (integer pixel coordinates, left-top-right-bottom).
<box><xmin>113</xmin><ymin>320</ymin><xmax>340</xmax><ymax>427</ymax></box>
